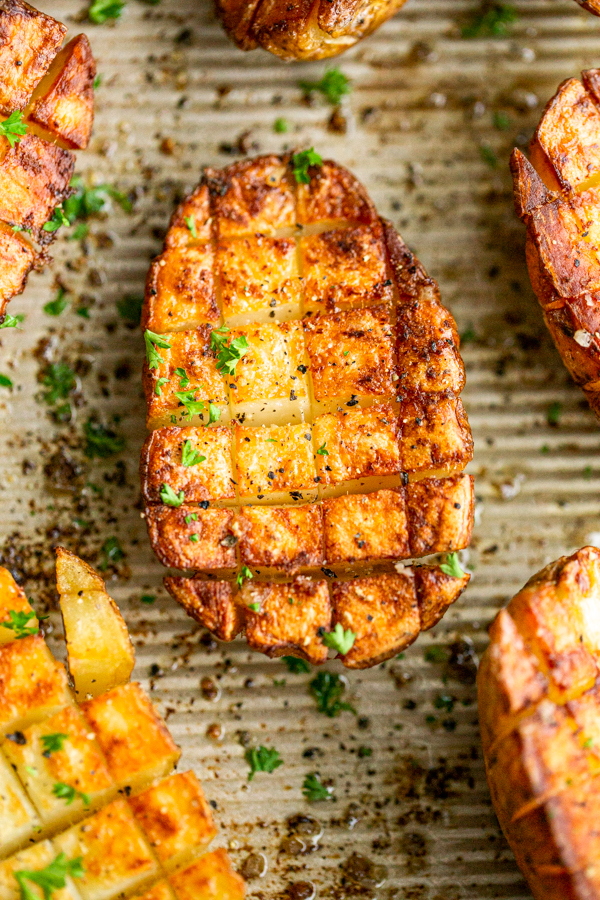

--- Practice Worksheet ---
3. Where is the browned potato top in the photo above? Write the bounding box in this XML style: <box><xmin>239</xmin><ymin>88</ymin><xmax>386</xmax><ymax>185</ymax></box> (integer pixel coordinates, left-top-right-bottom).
<box><xmin>142</xmin><ymin>154</ymin><xmax>473</xmax><ymax>668</ymax></box>
<box><xmin>478</xmin><ymin>547</ymin><xmax>600</xmax><ymax>900</ymax></box>
<box><xmin>215</xmin><ymin>0</ymin><xmax>410</xmax><ymax>61</ymax></box>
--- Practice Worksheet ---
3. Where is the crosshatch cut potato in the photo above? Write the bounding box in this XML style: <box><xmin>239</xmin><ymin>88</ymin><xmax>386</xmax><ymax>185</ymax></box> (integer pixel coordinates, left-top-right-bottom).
<box><xmin>141</xmin><ymin>153</ymin><xmax>474</xmax><ymax>668</ymax></box>
<box><xmin>215</xmin><ymin>0</ymin><xmax>411</xmax><ymax>61</ymax></box>
<box><xmin>0</xmin><ymin>551</ymin><xmax>245</xmax><ymax>898</ymax></box>
<box><xmin>478</xmin><ymin>547</ymin><xmax>600</xmax><ymax>900</ymax></box>
<box><xmin>512</xmin><ymin>67</ymin><xmax>600</xmax><ymax>422</ymax></box>
<box><xmin>0</xmin><ymin>0</ymin><xmax>95</xmax><ymax>321</ymax></box>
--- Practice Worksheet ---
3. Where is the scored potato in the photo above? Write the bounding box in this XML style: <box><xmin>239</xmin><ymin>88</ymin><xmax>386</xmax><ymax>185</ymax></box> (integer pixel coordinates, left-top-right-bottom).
<box><xmin>478</xmin><ymin>547</ymin><xmax>600</xmax><ymax>900</ymax></box>
<box><xmin>142</xmin><ymin>153</ymin><xmax>474</xmax><ymax>668</ymax></box>
<box><xmin>55</xmin><ymin>546</ymin><xmax>135</xmax><ymax>700</ymax></box>
<box><xmin>215</xmin><ymin>0</ymin><xmax>410</xmax><ymax>61</ymax></box>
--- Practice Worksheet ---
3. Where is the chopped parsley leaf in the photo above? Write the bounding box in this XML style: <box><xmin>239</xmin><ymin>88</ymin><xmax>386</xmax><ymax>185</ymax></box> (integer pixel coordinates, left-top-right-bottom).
<box><xmin>41</xmin><ymin>733</ymin><xmax>69</xmax><ymax>755</ymax></box>
<box><xmin>99</xmin><ymin>536</ymin><xmax>124</xmax><ymax>570</ymax></box>
<box><xmin>52</xmin><ymin>782</ymin><xmax>90</xmax><ymax>806</ymax></box>
<box><xmin>316</xmin><ymin>442</ymin><xmax>328</xmax><ymax>456</ymax></box>
<box><xmin>189</xmin><ymin>533</ymin><xmax>199</xmax><ymax>543</ymax></box>
<box><xmin>248</xmin><ymin>601</ymin><xmax>260</xmax><ymax>612</ymax></box>
<box><xmin>42</xmin><ymin>363</ymin><xmax>76</xmax><ymax>405</ymax></box>
<box><xmin>237</xmin><ymin>565</ymin><xmax>254</xmax><ymax>588</ymax></box>
<box><xmin>274</xmin><ymin>117</ymin><xmax>289</xmax><ymax>133</ymax></box>
<box><xmin>0</xmin><ymin>313</ymin><xmax>23</xmax><ymax>329</ymax></box>
<box><xmin>116</xmin><ymin>294</ymin><xmax>143</xmax><ymax>325</ymax></box>
<box><xmin>302</xmin><ymin>772</ymin><xmax>334</xmax><ymax>801</ymax></box>
<box><xmin>300</xmin><ymin>68</ymin><xmax>350</xmax><ymax>105</ymax></box>
<box><xmin>479</xmin><ymin>144</ymin><xmax>498</xmax><ymax>168</ymax></box>
<box><xmin>155</xmin><ymin>377</ymin><xmax>169</xmax><ymax>396</ymax></box>
<box><xmin>14</xmin><ymin>853</ymin><xmax>84</xmax><ymax>900</ymax></box>
<box><xmin>309</xmin><ymin>671</ymin><xmax>355</xmax><ymax>718</ymax></box>
<box><xmin>208</xmin><ymin>402</ymin><xmax>221</xmax><ymax>424</ymax></box>
<box><xmin>144</xmin><ymin>330</ymin><xmax>171</xmax><ymax>369</ymax></box>
<box><xmin>424</xmin><ymin>646</ymin><xmax>448</xmax><ymax>663</ymax></box>
<box><xmin>88</xmin><ymin>0</ymin><xmax>125</xmax><ymax>24</ymax></box>
<box><xmin>462</xmin><ymin>2</ymin><xmax>518</xmax><ymax>38</ymax></box>
<box><xmin>64</xmin><ymin>176</ymin><xmax>132</xmax><ymax>221</ymax></box>
<box><xmin>175</xmin><ymin>367</ymin><xmax>190</xmax><ymax>389</ymax></box>
<box><xmin>292</xmin><ymin>148</ymin><xmax>323</xmax><ymax>185</ymax></box>
<box><xmin>321</xmin><ymin>623</ymin><xmax>356</xmax><ymax>655</ymax></box>
<box><xmin>83</xmin><ymin>419</ymin><xmax>125</xmax><ymax>458</ymax></box>
<box><xmin>160</xmin><ymin>484</ymin><xmax>185</xmax><ymax>507</ymax></box>
<box><xmin>141</xmin><ymin>594</ymin><xmax>155</xmax><ymax>605</ymax></box>
<box><xmin>210</xmin><ymin>325</ymin><xmax>249</xmax><ymax>376</ymax></box>
<box><xmin>42</xmin><ymin>206</ymin><xmax>70</xmax><ymax>234</ymax></box>
<box><xmin>174</xmin><ymin>390</ymin><xmax>205</xmax><ymax>418</ymax></box>
<box><xmin>43</xmin><ymin>288</ymin><xmax>69</xmax><ymax>317</ymax></box>
<box><xmin>547</xmin><ymin>401</ymin><xmax>562</xmax><ymax>426</ymax></box>
<box><xmin>283</xmin><ymin>656</ymin><xmax>311</xmax><ymax>674</ymax></box>
<box><xmin>184</xmin><ymin>513</ymin><xmax>198</xmax><ymax>524</ymax></box>
<box><xmin>0</xmin><ymin>373</ymin><xmax>12</xmax><ymax>388</ymax></box>
<box><xmin>181</xmin><ymin>439</ymin><xmax>206</xmax><ymax>467</ymax></box>
<box><xmin>434</xmin><ymin>694</ymin><xmax>455</xmax><ymax>713</ymax></box>
<box><xmin>245</xmin><ymin>745</ymin><xmax>283</xmax><ymax>781</ymax></box>
<box><xmin>184</xmin><ymin>216</ymin><xmax>197</xmax><ymax>238</ymax></box>
<box><xmin>3</xmin><ymin>609</ymin><xmax>38</xmax><ymax>639</ymax></box>
<box><xmin>0</xmin><ymin>110</ymin><xmax>28</xmax><ymax>147</ymax></box>
<box><xmin>439</xmin><ymin>552</ymin><xmax>466</xmax><ymax>579</ymax></box>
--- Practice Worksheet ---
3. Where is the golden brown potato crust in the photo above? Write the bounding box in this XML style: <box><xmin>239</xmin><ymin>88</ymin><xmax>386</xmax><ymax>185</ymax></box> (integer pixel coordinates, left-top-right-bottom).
<box><xmin>215</xmin><ymin>0</ymin><xmax>410</xmax><ymax>61</ymax></box>
<box><xmin>143</xmin><ymin>154</ymin><xmax>473</xmax><ymax>667</ymax></box>
<box><xmin>511</xmin><ymin>68</ymin><xmax>600</xmax><ymax>420</ymax></box>
<box><xmin>575</xmin><ymin>0</ymin><xmax>600</xmax><ymax>14</ymax></box>
<box><xmin>478</xmin><ymin>547</ymin><xmax>600</xmax><ymax>900</ymax></box>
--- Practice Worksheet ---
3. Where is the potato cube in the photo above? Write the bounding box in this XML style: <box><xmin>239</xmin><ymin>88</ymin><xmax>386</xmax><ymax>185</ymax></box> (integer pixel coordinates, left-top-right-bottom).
<box><xmin>143</xmin><ymin>327</ymin><xmax>228</xmax><ymax>428</ymax></box>
<box><xmin>0</xmin><ymin>0</ymin><xmax>66</xmax><ymax>115</ymax></box>
<box><xmin>322</xmin><ymin>490</ymin><xmax>409</xmax><ymax>564</ymax></box>
<box><xmin>243</xmin><ymin>577</ymin><xmax>331</xmax><ymax>664</ymax></box>
<box><xmin>301</xmin><ymin>223</ymin><xmax>392</xmax><ymax>314</ymax></box>
<box><xmin>0</xmin><ymin>135</ymin><xmax>73</xmax><ymax>239</ymax></box>
<box><xmin>234</xmin><ymin>423</ymin><xmax>317</xmax><ymax>502</ymax></box>
<box><xmin>140</xmin><ymin>427</ymin><xmax>235</xmax><ymax>504</ymax></box>
<box><xmin>143</xmin><ymin>246</ymin><xmax>219</xmax><ymax>334</ymax></box>
<box><xmin>229</xmin><ymin>321</ymin><xmax>309</xmax><ymax>424</ymax></box>
<box><xmin>145</xmin><ymin>506</ymin><xmax>237</xmax><ymax>571</ymax></box>
<box><xmin>313</xmin><ymin>404</ymin><xmax>401</xmax><ymax>495</ymax></box>
<box><xmin>414</xmin><ymin>565</ymin><xmax>470</xmax><ymax>632</ymax></box>
<box><xmin>296</xmin><ymin>160</ymin><xmax>377</xmax><ymax>227</ymax></box>
<box><xmin>233</xmin><ymin>504</ymin><xmax>323</xmax><ymax>573</ymax></box>
<box><xmin>53</xmin><ymin>799</ymin><xmax>159</xmax><ymax>900</ymax></box>
<box><xmin>0</xmin><ymin>567</ymin><xmax>36</xmax><ymax>646</ymax></box>
<box><xmin>0</xmin><ymin>749</ymin><xmax>40</xmax><ymax>859</ymax></box>
<box><xmin>163</xmin><ymin>578</ymin><xmax>243</xmax><ymax>642</ymax></box>
<box><xmin>303</xmin><ymin>306</ymin><xmax>395</xmax><ymax>411</ymax></box>
<box><xmin>406</xmin><ymin>474</ymin><xmax>474</xmax><ymax>557</ymax></box>
<box><xmin>206</xmin><ymin>155</ymin><xmax>295</xmax><ymax>237</ymax></box>
<box><xmin>0</xmin><ymin>635</ymin><xmax>73</xmax><ymax>734</ymax></box>
<box><xmin>130</xmin><ymin>883</ymin><xmax>176</xmax><ymax>900</ymax></box>
<box><xmin>395</xmin><ymin>292</ymin><xmax>465</xmax><ymax>395</ymax></box>
<box><xmin>0</xmin><ymin>841</ymin><xmax>80</xmax><ymax>900</ymax></box>
<box><xmin>165</xmin><ymin>185</ymin><xmax>212</xmax><ymax>248</ymax></box>
<box><xmin>398</xmin><ymin>395</ymin><xmax>473</xmax><ymax>477</ymax></box>
<box><xmin>217</xmin><ymin>235</ymin><xmax>301</xmax><ymax>324</ymax></box>
<box><xmin>56</xmin><ymin>548</ymin><xmax>135</xmax><ymax>701</ymax></box>
<box><xmin>2</xmin><ymin>706</ymin><xmax>115</xmax><ymax>832</ymax></box>
<box><xmin>28</xmin><ymin>35</ymin><xmax>95</xmax><ymax>150</ymax></box>
<box><xmin>129</xmin><ymin>771</ymin><xmax>216</xmax><ymax>870</ymax></box>
<box><xmin>80</xmin><ymin>683</ymin><xmax>180</xmax><ymax>796</ymax></box>
<box><xmin>331</xmin><ymin>572</ymin><xmax>420</xmax><ymax>668</ymax></box>
<box><xmin>169</xmin><ymin>849</ymin><xmax>246</xmax><ymax>900</ymax></box>
<box><xmin>0</xmin><ymin>224</ymin><xmax>35</xmax><ymax>313</ymax></box>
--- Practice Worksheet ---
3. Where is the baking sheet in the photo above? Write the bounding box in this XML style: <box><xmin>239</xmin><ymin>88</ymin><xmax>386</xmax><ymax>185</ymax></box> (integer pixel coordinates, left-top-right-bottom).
<box><xmin>2</xmin><ymin>0</ymin><xmax>600</xmax><ymax>896</ymax></box>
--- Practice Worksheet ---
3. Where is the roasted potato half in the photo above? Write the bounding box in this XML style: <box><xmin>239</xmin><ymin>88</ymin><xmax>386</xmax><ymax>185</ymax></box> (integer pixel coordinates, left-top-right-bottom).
<box><xmin>0</xmin><ymin>0</ymin><xmax>95</xmax><ymax>321</ymax></box>
<box><xmin>575</xmin><ymin>0</ymin><xmax>600</xmax><ymax>13</ymax></box>
<box><xmin>141</xmin><ymin>153</ymin><xmax>474</xmax><ymax>668</ymax></box>
<box><xmin>478</xmin><ymin>547</ymin><xmax>600</xmax><ymax>900</ymax></box>
<box><xmin>511</xmin><ymin>68</ymin><xmax>600</xmax><ymax>421</ymax></box>
<box><xmin>0</xmin><ymin>552</ymin><xmax>244</xmax><ymax>898</ymax></box>
<box><xmin>216</xmin><ymin>0</ymin><xmax>410</xmax><ymax>61</ymax></box>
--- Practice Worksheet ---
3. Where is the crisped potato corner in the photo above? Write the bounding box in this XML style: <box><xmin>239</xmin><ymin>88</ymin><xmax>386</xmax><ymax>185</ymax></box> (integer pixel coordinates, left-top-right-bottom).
<box><xmin>478</xmin><ymin>547</ymin><xmax>600</xmax><ymax>900</ymax></box>
<box><xmin>142</xmin><ymin>154</ymin><xmax>474</xmax><ymax>668</ymax></box>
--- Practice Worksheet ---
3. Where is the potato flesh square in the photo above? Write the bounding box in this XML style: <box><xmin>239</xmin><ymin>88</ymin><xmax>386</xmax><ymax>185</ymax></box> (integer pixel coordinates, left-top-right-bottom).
<box><xmin>218</xmin><ymin>235</ymin><xmax>301</xmax><ymax>324</ymax></box>
<box><xmin>0</xmin><ymin>841</ymin><xmax>80</xmax><ymax>900</ymax></box>
<box><xmin>301</xmin><ymin>223</ymin><xmax>392</xmax><ymax>314</ymax></box>
<box><xmin>2</xmin><ymin>706</ymin><xmax>115</xmax><ymax>832</ymax></box>
<box><xmin>234</xmin><ymin>422</ymin><xmax>317</xmax><ymax>502</ymax></box>
<box><xmin>140</xmin><ymin>427</ymin><xmax>235</xmax><ymax>504</ymax></box>
<box><xmin>398</xmin><ymin>395</ymin><xmax>473</xmax><ymax>476</ymax></box>
<box><xmin>229</xmin><ymin>321</ymin><xmax>309</xmax><ymax>424</ymax></box>
<box><xmin>0</xmin><ymin>749</ymin><xmax>40</xmax><ymax>859</ymax></box>
<box><xmin>303</xmin><ymin>306</ymin><xmax>395</xmax><ymax>411</ymax></box>
<box><xmin>0</xmin><ymin>635</ymin><xmax>73</xmax><ymax>734</ymax></box>
<box><xmin>295</xmin><ymin>160</ymin><xmax>377</xmax><ymax>227</ymax></box>
<box><xmin>243</xmin><ymin>577</ymin><xmax>331</xmax><ymax>663</ymax></box>
<box><xmin>233</xmin><ymin>504</ymin><xmax>323</xmax><ymax>573</ymax></box>
<box><xmin>163</xmin><ymin>578</ymin><xmax>242</xmax><ymax>642</ymax></box>
<box><xmin>145</xmin><ymin>506</ymin><xmax>237</xmax><ymax>571</ymax></box>
<box><xmin>0</xmin><ymin>567</ymin><xmax>36</xmax><ymax>646</ymax></box>
<box><xmin>130</xmin><ymin>883</ymin><xmax>176</xmax><ymax>900</ymax></box>
<box><xmin>395</xmin><ymin>291</ymin><xmax>464</xmax><ymax>395</ymax></box>
<box><xmin>322</xmin><ymin>490</ymin><xmax>409</xmax><ymax>564</ymax></box>
<box><xmin>169</xmin><ymin>849</ymin><xmax>245</xmax><ymax>900</ymax></box>
<box><xmin>144</xmin><ymin>327</ymin><xmax>228</xmax><ymax>428</ymax></box>
<box><xmin>129</xmin><ymin>771</ymin><xmax>216</xmax><ymax>870</ymax></box>
<box><xmin>80</xmin><ymin>683</ymin><xmax>180</xmax><ymax>796</ymax></box>
<box><xmin>165</xmin><ymin>185</ymin><xmax>212</xmax><ymax>248</ymax></box>
<box><xmin>206</xmin><ymin>156</ymin><xmax>295</xmax><ymax>237</ymax></box>
<box><xmin>0</xmin><ymin>225</ymin><xmax>35</xmax><ymax>313</ymax></box>
<box><xmin>406</xmin><ymin>474</ymin><xmax>474</xmax><ymax>557</ymax></box>
<box><xmin>0</xmin><ymin>1</ymin><xmax>66</xmax><ymax>116</ymax></box>
<box><xmin>53</xmin><ymin>799</ymin><xmax>159</xmax><ymax>900</ymax></box>
<box><xmin>143</xmin><ymin>246</ymin><xmax>219</xmax><ymax>334</ymax></box>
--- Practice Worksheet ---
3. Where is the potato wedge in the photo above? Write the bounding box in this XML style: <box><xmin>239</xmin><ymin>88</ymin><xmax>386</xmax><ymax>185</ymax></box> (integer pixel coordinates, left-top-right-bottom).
<box><xmin>55</xmin><ymin>546</ymin><xmax>135</xmax><ymax>700</ymax></box>
<box><xmin>478</xmin><ymin>547</ymin><xmax>600</xmax><ymax>900</ymax></box>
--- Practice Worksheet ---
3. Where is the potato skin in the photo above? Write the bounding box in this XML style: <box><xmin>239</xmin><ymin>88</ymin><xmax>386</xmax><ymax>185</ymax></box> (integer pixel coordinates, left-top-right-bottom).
<box><xmin>215</xmin><ymin>0</ymin><xmax>410</xmax><ymax>61</ymax></box>
<box><xmin>478</xmin><ymin>547</ymin><xmax>600</xmax><ymax>900</ymax></box>
<box><xmin>575</xmin><ymin>0</ymin><xmax>600</xmax><ymax>15</ymax></box>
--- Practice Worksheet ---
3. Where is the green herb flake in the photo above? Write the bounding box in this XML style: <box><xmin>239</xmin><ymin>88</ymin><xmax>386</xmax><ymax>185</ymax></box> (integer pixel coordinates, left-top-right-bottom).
<box><xmin>64</xmin><ymin>176</ymin><xmax>132</xmax><ymax>221</ymax></box>
<box><xmin>493</xmin><ymin>110</ymin><xmax>511</xmax><ymax>131</ymax></box>
<box><xmin>84</xmin><ymin>419</ymin><xmax>125</xmax><ymax>458</ymax></box>
<box><xmin>51</xmin><ymin>782</ymin><xmax>90</xmax><ymax>807</ymax></box>
<box><xmin>144</xmin><ymin>330</ymin><xmax>171</xmax><ymax>370</ymax></box>
<box><xmin>175</xmin><ymin>367</ymin><xmax>190</xmax><ymax>389</ymax></box>
<box><xmin>99</xmin><ymin>536</ymin><xmax>124</xmax><ymax>571</ymax></box>
<box><xmin>547</xmin><ymin>401</ymin><xmax>562</xmax><ymax>426</ymax></box>
<box><xmin>3</xmin><ymin>609</ymin><xmax>38</xmax><ymax>639</ymax></box>
<box><xmin>274</xmin><ymin>117</ymin><xmax>289</xmax><ymax>133</ymax></box>
<box><xmin>0</xmin><ymin>313</ymin><xmax>23</xmax><ymax>329</ymax></box>
<box><xmin>184</xmin><ymin>513</ymin><xmax>198</xmax><ymax>524</ymax></box>
<box><xmin>181</xmin><ymin>440</ymin><xmax>206</xmax><ymax>467</ymax></box>
<box><xmin>237</xmin><ymin>565</ymin><xmax>254</xmax><ymax>588</ymax></box>
<box><xmin>141</xmin><ymin>594</ymin><xmax>155</xmax><ymax>605</ymax></box>
<box><xmin>210</xmin><ymin>325</ymin><xmax>249</xmax><ymax>376</ymax></box>
<box><xmin>309</xmin><ymin>671</ymin><xmax>355</xmax><ymax>718</ymax></box>
<box><xmin>43</xmin><ymin>288</ymin><xmax>69</xmax><ymax>317</ymax></box>
<box><xmin>424</xmin><ymin>646</ymin><xmax>448</xmax><ymax>663</ymax></box>
<box><xmin>321</xmin><ymin>623</ymin><xmax>356</xmax><ymax>655</ymax></box>
<box><xmin>116</xmin><ymin>294</ymin><xmax>143</xmax><ymax>325</ymax></box>
<box><xmin>302</xmin><ymin>772</ymin><xmax>333</xmax><ymax>801</ymax></box>
<box><xmin>461</xmin><ymin>2</ymin><xmax>518</xmax><ymax>39</ymax></box>
<box><xmin>439</xmin><ymin>552</ymin><xmax>466</xmax><ymax>579</ymax></box>
<box><xmin>14</xmin><ymin>853</ymin><xmax>84</xmax><ymax>900</ymax></box>
<box><xmin>184</xmin><ymin>216</ymin><xmax>197</xmax><ymax>239</ymax></box>
<box><xmin>160</xmin><ymin>484</ymin><xmax>185</xmax><ymax>507</ymax></box>
<box><xmin>208</xmin><ymin>403</ymin><xmax>221</xmax><ymax>425</ymax></box>
<box><xmin>0</xmin><ymin>373</ymin><xmax>13</xmax><ymax>388</ymax></box>
<box><xmin>292</xmin><ymin>148</ymin><xmax>323</xmax><ymax>185</ymax></box>
<box><xmin>189</xmin><ymin>533</ymin><xmax>199</xmax><ymax>543</ymax></box>
<box><xmin>245</xmin><ymin>745</ymin><xmax>283</xmax><ymax>781</ymax></box>
<box><xmin>41</xmin><ymin>733</ymin><xmax>69</xmax><ymax>755</ymax></box>
<box><xmin>155</xmin><ymin>377</ymin><xmax>169</xmax><ymax>397</ymax></box>
<box><xmin>584</xmin><ymin>465</ymin><xmax>593</xmax><ymax>480</ymax></box>
<box><xmin>479</xmin><ymin>144</ymin><xmax>498</xmax><ymax>168</ymax></box>
<box><xmin>248</xmin><ymin>601</ymin><xmax>260</xmax><ymax>612</ymax></box>
<box><xmin>316</xmin><ymin>442</ymin><xmax>329</xmax><ymax>456</ymax></box>
<box><xmin>93</xmin><ymin>74</ymin><xmax>102</xmax><ymax>90</ymax></box>
<box><xmin>283</xmin><ymin>656</ymin><xmax>311</xmax><ymax>674</ymax></box>
<box><xmin>434</xmin><ymin>694</ymin><xmax>455</xmax><ymax>713</ymax></box>
<box><xmin>299</xmin><ymin>68</ymin><xmax>351</xmax><ymax>106</ymax></box>
<box><xmin>460</xmin><ymin>325</ymin><xmax>476</xmax><ymax>344</ymax></box>
<box><xmin>174</xmin><ymin>390</ymin><xmax>206</xmax><ymax>418</ymax></box>
<box><xmin>358</xmin><ymin>745</ymin><xmax>372</xmax><ymax>758</ymax></box>
<box><xmin>42</xmin><ymin>363</ymin><xmax>76</xmax><ymax>405</ymax></box>
<box><xmin>88</xmin><ymin>0</ymin><xmax>125</xmax><ymax>24</ymax></box>
<box><xmin>43</xmin><ymin>206</ymin><xmax>70</xmax><ymax>234</ymax></box>
<box><xmin>0</xmin><ymin>110</ymin><xmax>28</xmax><ymax>147</ymax></box>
